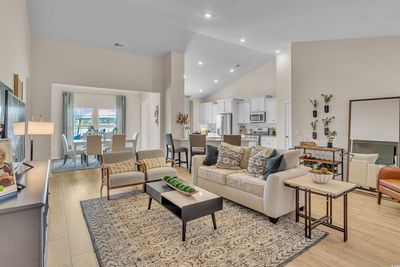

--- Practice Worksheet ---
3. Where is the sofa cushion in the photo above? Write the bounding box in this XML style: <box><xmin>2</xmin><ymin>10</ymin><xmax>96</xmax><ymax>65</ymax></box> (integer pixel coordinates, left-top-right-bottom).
<box><xmin>203</xmin><ymin>145</ymin><xmax>219</xmax><ymax>166</ymax></box>
<box><xmin>239</xmin><ymin>146</ymin><xmax>253</xmax><ymax>169</ymax></box>
<box><xmin>109</xmin><ymin>171</ymin><xmax>145</xmax><ymax>187</ymax></box>
<box><xmin>198</xmin><ymin>165</ymin><xmax>243</xmax><ymax>185</ymax></box>
<box><xmin>264</xmin><ymin>154</ymin><xmax>284</xmax><ymax>179</ymax></box>
<box><xmin>279</xmin><ymin>150</ymin><xmax>300</xmax><ymax>171</ymax></box>
<box><xmin>146</xmin><ymin>167</ymin><xmax>177</xmax><ymax>182</ymax></box>
<box><xmin>226</xmin><ymin>172</ymin><xmax>265</xmax><ymax>198</ymax></box>
<box><xmin>215</xmin><ymin>142</ymin><xmax>245</xmax><ymax>170</ymax></box>
<box><xmin>247</xmin><ymin>146</ymin><xmax>274</xmax><ymax>178</ymax></box>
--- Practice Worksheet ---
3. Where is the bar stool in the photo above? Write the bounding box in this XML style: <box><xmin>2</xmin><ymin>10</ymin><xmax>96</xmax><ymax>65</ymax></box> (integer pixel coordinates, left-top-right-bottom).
<box><xmin>189</xmin><ymin>134</ymin><xmax>206</xmax><ymax>173</ymax></box>
<box><xmin>165</xmin><ymin>133</ymin><xmax>189</xmax><ymax>168</ymax></box>
<box><xmin>223</xmin><ymin>134</ymin><xmax>242</xmax><ymax>146</ymax></box>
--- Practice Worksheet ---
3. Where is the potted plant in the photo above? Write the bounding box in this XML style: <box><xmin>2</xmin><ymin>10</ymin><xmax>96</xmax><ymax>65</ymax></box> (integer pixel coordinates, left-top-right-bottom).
<box><xmin>311</xmin><ymin>120</ymin><xmax>318</xmax><ymax>140</ymax></box>
<box><xmin>309</xmin><ymin>99</ymin><xmax>319</xmax><ymax>118</ymax></box>
<box><xmin>176</xmin><ymin>112</ymin><xmax>190</xmax><ymax>138</ymax></box>
<box><xmin>112</xmin><ymin>127</ymin><xmax>118</xmax><ymax>134</ymax></box>
<box><xmin>321</xmin><ymin>94</ymin><xmax>333</xmax><ymax>113</ymax></box>
<box><xmin>322</xmin><ymin>116</ymin><xmax>335</xmax><ymax>136</ymax></box>
<box><xmin>87</xmin><ymin>125</ymin><xmax>95</xmax><ymax>135</ymax></box>
<box><xmin>326</xmin><ymin>130</ymin><xmax>337</xmax><ymax>148</ymax></box>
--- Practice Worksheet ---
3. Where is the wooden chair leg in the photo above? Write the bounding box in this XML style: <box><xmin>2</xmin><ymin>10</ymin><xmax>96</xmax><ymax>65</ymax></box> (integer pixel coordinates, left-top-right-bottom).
<box><xmin>377</xmin><ymin>191</ymin><xmax>382</xmax><ymax>205</ymax></box>
<box><xmin>63</xmin><ymin>155</ymin><xmax>68</xmax><ymax>165</ymax></box>
<box><xmin>185</xmin><ymin>151</ymin><xmax>189</xmax><ymax>169</ymax></box>
<box><xmin>178</xmin><ymin>153</ymin><xmax>181</xmax><ymax>166</ymax></box>
<box><xmin>100</xmin><ymin>184</ymin><xmax>103</xmax><ymax>197</ymax></box>
<box><xmin>107</xmin><ymin>187</ymin><xmax>110</xmax><ymax>200</ymax></box>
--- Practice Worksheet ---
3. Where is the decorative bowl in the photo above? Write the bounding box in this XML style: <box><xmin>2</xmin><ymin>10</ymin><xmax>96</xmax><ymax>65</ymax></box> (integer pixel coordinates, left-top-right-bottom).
<box><xmin>162</xmin><ymin>176</ymin><xmax>198</xmax><ymax>195</ymax></box>
<box><xmin>308</xmin><ymin>170</ymin><xmax>333</xmax><ymax>184</ymax></box>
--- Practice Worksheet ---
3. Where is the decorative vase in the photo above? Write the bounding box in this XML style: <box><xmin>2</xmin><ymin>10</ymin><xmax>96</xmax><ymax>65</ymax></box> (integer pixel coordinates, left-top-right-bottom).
<box><xmin>312</xmin><ymin>131</ymin><xmax>317</xmax><ymax>140</ymax></box>
<box><xmin>327</xmin><ymin>142</ymin><xmax>333</xmax><ymax>148</ymax></box>
<box><xmin>312</xmin><ymin>110</ymin><xmax>317</xmax><ymax>118</ymax></box>
<box><xmin>324</xmin><ymin>105</ymin><xmax>329</xmax><ymax>113</ymax></box>
<box><xmin>324</xmin><ymin>127</ymin><xmax>329</xmax><ymax>136</ymax></box>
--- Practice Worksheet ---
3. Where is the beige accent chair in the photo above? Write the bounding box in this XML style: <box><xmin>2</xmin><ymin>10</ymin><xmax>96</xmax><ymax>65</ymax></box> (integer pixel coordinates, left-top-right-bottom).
<box><xmin>101</xmin><ymin>151</ymin><xmax>145</xmax><ymax>200</ymax></box>
<box><xmin>83</xmin><ymin>135</ymin><xmax>102</xmax><ymax>165</ymax></box>
<box><xmin>61</xmin><ymin>134</ymin><xmax>84</xmax><ymax>165</ymax></box>
<box><xmin>136</xmin><ymin>149</ymin><xmax>177</xmax><ymax>183</ymax></box>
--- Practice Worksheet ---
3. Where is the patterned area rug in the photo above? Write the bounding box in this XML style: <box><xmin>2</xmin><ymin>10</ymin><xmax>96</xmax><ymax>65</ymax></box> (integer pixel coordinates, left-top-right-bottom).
<box><xmin>81</xmin><ymin>191</ymin><xmax>327</xmax><ymax>267</ymax></box>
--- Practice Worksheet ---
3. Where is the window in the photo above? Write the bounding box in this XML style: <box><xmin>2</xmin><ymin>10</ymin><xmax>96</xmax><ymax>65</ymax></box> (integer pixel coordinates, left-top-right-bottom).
<box><xmin>98</xmin><ymin>108</ymin><xmax>117</xmax><ymax>133</ymax></box>
<box><xmin>74</xmin><ymin>107</ymin><xmax>93</xmax><ymax>138</ymax></box>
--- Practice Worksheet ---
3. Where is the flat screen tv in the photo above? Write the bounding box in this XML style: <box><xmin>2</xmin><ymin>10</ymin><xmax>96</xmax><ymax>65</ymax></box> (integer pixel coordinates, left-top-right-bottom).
<box><xmin>0</xmin><ymin>82</ymin><xmax>26</xmax><ymax>171</ymax></box>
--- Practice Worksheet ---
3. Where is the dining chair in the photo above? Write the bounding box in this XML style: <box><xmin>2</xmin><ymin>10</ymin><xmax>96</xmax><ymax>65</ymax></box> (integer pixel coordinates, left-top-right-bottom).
<box><xmin>189</xmin><ymin>134</ymin><xmax>206</xmax><ymax>173</ymax></box>
<box><xmin>131</xmin><ymin>132</ymin><xmax>139</xmax><ymax>153</ymax></box>
<box><xmin>165</xmin><ymin>133</ymin><xmax>188</xmax><ymax>169</ymax></box>
<box><xmin>83</xmin><ymin>135</ymin><xmax>102</xmax><ymax>165</ymax></box>
<box><xmin>61</xmin><ymin>134</ymin><xmax>84</xmax><ymax>165</ymax></box>
<box><xmin>223</xmin><ymin>134</ymin><xmax>242</xmax><ymax>146</ymax></box>
<box><xmin>111</xmin><ymin>134</ymin><xmax>126</xmax><ymax>152</ymax></box>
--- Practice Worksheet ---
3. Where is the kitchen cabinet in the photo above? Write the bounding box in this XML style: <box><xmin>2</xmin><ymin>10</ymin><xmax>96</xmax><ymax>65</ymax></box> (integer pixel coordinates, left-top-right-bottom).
<box><xmin>238</xmin><ymin>102</ymin><xmax>250</xmax><ymax>123</ymax></box>
<box><xmin>199</xmin><ymin>102</ymin><xmax>214</xmax><ymax>124</ymax></box>
<box><xmin>250</xmin><ymin>97</ymin><xmax>266</xmax><ymax>112</ymax></box>
<box><xmin>216</xmin><ymin>100</ymin><xmax>234</xmax><ymax>113</ymax></box>
<box><xmin>261</xmin><ymin>136</ymin><xmax>277</xmax><ymax>148</ymax></box>
<box><xmin>265</xmin><ymin>97</ymin><xmax>277</xmax><ymax>123</ymax></box>
<box><xmin>212</xmin><ymin>103</ymin><xmax>218</xmax><ymax>123</ymax></box>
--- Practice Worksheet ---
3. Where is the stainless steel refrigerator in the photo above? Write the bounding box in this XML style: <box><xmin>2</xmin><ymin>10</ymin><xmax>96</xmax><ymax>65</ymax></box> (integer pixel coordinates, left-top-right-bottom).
<box><xmin>216</xmin><ymin>113</ymin><xmax>232</xmax><ymax>136</ymax></box>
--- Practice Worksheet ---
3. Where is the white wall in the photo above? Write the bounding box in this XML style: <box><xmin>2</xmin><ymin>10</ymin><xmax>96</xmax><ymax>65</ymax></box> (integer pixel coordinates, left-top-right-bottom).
<box><xmin>141</xmin><ymin>92</ymin><xmax>161</xmax><ymax>150</ymax></box>
<box><xmin>292</xmin><ymin>37</ymin><xmax>400</xmax><ymax>149</ymax></box>
<box><xmin>31</xmin><ymin>37</ymin><xmax>166</xmax><ymax>159</ymax></box>
<box><xmin>51</xmin><ymin>84</ymin><xmax>159</xmax><ymax>158</ymax></box>
<box><xmin>204</xmin><ymin>60</ymin><xmax>276</xmax><ymax>101</ymax></box>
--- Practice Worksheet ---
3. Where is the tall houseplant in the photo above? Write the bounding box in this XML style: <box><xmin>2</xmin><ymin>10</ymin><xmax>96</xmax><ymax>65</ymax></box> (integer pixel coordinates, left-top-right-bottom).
<box><xmin>309</xmin><ymin>99</ymin><xmax>319</xmax><ymax>118</ymax></box>
<box><xmin>321</xmin><ymin>94</ymin><xmax>333</xmax><ymax>113</ymax></box>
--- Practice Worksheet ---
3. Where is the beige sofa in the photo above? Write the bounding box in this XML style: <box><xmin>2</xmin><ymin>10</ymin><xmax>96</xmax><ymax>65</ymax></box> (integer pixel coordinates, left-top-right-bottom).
<box><xmin>192</xmin><ymin>154</ymin><xmax>309</xmax><ymax>223</ymax></box>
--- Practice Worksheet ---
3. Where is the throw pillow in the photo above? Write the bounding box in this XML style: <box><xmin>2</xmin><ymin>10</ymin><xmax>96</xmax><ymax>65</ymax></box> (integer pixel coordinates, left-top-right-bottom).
<box><xmin>239</xmin><ymin>146</ymin><xmax>253</xmax><ymax>169</ymax></box>
<box><xmin>142</xmin><ymin>157</ymin><xmax>168</xmax><ymax>170</ymax></box>
<box><xmin>103</xmin><ymin>159</ymin><xmax>136</xmax><ymax>175</ymax></box>
<box><xmin>263</xmin><ymin>154</ymin><xmax>284</xmax><ymax>180</ymax></box>
<box><xmin>203</xmin><ymin>145</ymin><xmax>219</xmax><ymax>166</ymax></box>
<box><xmin>247</xmin><ymin>146</ymin><xmax>274</xmax><ymax>178</ymax></box>
<box><xmin>279</xmin><ymin>150</ymin><xmax>300</xmax><ymax>171</ymax></box>
<box><xmin>215</xmin><ymin>142</ymin><xmax>245</xmax><ymax>170</ymax></box>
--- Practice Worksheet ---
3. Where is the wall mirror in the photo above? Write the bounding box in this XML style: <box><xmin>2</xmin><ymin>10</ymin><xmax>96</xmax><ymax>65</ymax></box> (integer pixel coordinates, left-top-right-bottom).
<box><xmin>347</xmin><ymin>97</ymin><xmax>400</xmax><ymax>189</ymax></box>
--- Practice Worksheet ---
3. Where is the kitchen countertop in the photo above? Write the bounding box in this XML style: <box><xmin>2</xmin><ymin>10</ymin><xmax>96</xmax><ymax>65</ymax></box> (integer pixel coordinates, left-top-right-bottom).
<box><xmin>174</xmin><ymin>136</ymin><xmax>259</xmax><ymax>142</ymax></box>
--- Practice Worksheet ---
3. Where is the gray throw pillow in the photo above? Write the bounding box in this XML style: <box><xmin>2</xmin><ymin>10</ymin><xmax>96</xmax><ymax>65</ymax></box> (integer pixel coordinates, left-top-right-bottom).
<box><xmin>279</xmin><ymin>150</ymin><xmax>300</xmax><ymax>171</ymax></box>
<box><xmin>263</xmin><ymin>154</ymin><xmax>284</xmax><ymax>180</ymax></box>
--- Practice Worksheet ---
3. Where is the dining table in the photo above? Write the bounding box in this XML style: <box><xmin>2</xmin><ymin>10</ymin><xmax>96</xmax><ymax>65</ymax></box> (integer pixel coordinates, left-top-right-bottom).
<box><xmin>72</xmin><ymin>138</ymin><xmax>136</xmax><ymax>166</ymax></box>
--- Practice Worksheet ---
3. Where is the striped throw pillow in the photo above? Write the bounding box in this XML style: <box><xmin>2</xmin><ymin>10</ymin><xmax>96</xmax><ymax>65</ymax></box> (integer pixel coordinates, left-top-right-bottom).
<box><xmin>142</xmin><ymin>157</ymin><xmax>168</xmax><ymax>170</ymax></box>
<box><xmin>215</xmin><ymin>142</ymin><xmax>245</xmax><ymax>170</ymax></box>
<box><xmin>103</xmin><ymin>159</ymin><xmax>136</xmax><ymax>175</ymax></box>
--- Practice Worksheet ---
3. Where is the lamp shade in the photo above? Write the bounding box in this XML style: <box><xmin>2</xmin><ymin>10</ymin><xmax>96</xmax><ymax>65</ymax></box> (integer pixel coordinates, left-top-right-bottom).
<box><xmin>28</xmin><ymin>121</ymin><xmax>54</xmax><ymax>135</ymax></box>
<box><xmin>12</xmin><ymin>122</ymin><xmax>26</xmax><ymax>136</ymax></box>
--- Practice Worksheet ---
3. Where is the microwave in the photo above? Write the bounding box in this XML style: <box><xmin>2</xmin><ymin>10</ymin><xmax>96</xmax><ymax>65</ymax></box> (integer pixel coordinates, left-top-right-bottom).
<box><xmin>250</xmin><ymin>112</ymin><xmax>266</xmax><ymax>123</ymax></box>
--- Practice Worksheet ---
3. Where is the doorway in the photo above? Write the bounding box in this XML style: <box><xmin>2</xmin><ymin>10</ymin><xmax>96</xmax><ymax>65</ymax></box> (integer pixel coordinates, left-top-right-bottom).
<box><xmin>284</xmin><ymin>102</ymin><xmax>292</xmax><ymax>150</ymax></box>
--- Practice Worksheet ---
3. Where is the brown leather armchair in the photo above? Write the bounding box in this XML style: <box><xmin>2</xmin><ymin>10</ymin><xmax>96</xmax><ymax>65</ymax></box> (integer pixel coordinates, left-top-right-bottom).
<box><xmin>377</xmin><ymin>167</ymin><xmax>400</xmax><ymax>204</ymax></box>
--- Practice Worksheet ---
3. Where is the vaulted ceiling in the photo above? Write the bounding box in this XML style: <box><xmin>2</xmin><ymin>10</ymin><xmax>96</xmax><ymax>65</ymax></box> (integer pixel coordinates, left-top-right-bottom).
<box><xmin>27</xmin><ymin>0</ymin><xmax>400</xmax><ymax>98</ymax></box>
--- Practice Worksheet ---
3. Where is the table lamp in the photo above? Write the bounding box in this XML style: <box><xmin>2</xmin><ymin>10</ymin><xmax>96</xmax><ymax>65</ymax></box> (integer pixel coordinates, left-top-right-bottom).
<box><xmin>28</xmin><ymin>120</ymin><xmax>54</xmax><ymax>161</ymax></box>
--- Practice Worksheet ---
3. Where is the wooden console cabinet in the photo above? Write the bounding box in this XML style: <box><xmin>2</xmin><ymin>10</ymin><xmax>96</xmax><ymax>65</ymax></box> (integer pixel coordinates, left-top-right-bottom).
<box><xmin>0</xmin><ymin>161</ymin><xmax>50</xmax><ymax>267</ymax></box>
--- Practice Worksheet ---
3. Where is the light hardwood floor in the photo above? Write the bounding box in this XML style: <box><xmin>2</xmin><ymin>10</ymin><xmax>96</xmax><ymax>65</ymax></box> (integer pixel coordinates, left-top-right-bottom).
<box><xmin>47</xmin><ymin>167</ymin><xmax>400</xmax><ymax>267</ymax></box>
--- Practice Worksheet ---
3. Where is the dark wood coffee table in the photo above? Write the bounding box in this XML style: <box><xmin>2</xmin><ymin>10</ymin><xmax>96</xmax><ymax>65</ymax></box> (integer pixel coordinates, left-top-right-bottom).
<box><xmin>146</xmin><ymin>180</ymin><xmax>223</xmax><ymax>241</ymax></box>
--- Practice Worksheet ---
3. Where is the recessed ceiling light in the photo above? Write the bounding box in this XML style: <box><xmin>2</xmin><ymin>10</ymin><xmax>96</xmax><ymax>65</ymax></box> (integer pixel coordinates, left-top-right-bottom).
<box><xmin>198</xmin><ymin>61</ymin><xmax>203</xmax><ymax>66</ymax></box>
<box><xmin>204</xmin><ymin>13</ymin><xmax>212</xmax><ymax>19</ymax></box>
<box><xmin>114</xmin><ymin>42</ymin><xmax>124</xmax><ymax>47</ymax></box>
<box><xmin>183</xmin><ymin>75</ymin><xmax>186</xmax><ymax>79</ymax></box>
<box><xmin>199</xmin><ymin>89</ymin><xmax>203</xmax><ymax>93</ymax></box>
<box><xmin>240</xmin><ymin>38</ymin><xmax>246</xmax><ymax>43</ymax></box>
<box><xmin>275</xmin><ymin>50</ymin><xmax>281</xmax><ymax>54</ymax></box>
<box><xmin>229</xmin><ymin>69</ymin><xmax>235</xmax><ymax>73</ymax></box>
<box><xmin>214</xmin><ymin>79</ymin><xmax>219</xmax><ymax>83</ymax></box>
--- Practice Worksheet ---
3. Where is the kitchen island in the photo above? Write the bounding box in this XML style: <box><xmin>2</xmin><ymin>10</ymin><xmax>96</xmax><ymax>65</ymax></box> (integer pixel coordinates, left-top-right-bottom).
<box><xmin>174</xmin><ymin>136</ymin><xmax>259</xmax><ymax>148</ymax></box>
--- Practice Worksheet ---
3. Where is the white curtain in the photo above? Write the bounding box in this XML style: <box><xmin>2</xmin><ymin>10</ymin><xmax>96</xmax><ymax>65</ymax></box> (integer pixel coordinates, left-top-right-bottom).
<box><xmin>116</xmin><ymin>95</ymin><xmax>126</xmax><ymax>133</ymax></box>
<box><xmin>62</xmin><ymin>91</ymin><xmax>74</xmax><ymax>144</ymax></box>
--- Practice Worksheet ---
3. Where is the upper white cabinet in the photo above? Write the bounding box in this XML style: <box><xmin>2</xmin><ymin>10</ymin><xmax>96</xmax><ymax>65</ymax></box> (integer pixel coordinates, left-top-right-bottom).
<box><xmin>250</xmin><ymin>97</ymin><xmax>266</xmax><ymax>112</ymax></box>
<box><xmin>238</xmin><ymin>102</ymin><xmax>250</xmax><ymax>123</ymax></box>
<box><xmin>216</xmin><ymin>100</ymin><xmax>234</xmax><ymax>113</ymax></box>
<box><xmin>265</xmin><ymin>97</ymin><xmax>277</xmax><ymax>123</ymax></box>
<box><xmin>199</xmin><ymin>102</ymin><xmax>214</xmax><ymax>124</ymax></box>
<box><xmin>212</xmin><ymin>102</ymin><xmax>218</xmax><ymax>123</ymax></box>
